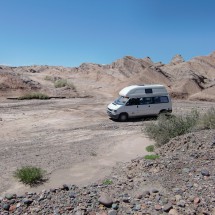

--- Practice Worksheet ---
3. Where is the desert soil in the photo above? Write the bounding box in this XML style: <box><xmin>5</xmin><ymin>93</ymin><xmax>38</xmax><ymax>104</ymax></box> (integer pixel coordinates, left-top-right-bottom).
<box><xmin>0</xmin><ymin>97</ymin><xmax>152</xmax><ymax>195</ymax></box>
<box><xmin>0</xmin><ymin>98</ymin><xmax>215</xmax><ymax>196</ymax></box>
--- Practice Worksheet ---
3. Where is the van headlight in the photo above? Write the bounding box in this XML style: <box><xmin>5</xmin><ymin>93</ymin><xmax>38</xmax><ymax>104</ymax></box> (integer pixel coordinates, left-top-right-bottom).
<box><xmin>113</xmin><ymin>110</ymin><xmax>117</xmax><ymax>113</ymax></box>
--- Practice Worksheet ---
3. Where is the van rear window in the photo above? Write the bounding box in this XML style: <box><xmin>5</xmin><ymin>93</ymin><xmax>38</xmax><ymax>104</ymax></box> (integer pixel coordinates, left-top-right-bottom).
<box><xmin>145</xmin><ymin>89</ymin><xmax>153</xmax><ymax>94</ymax></box>
<box><xmin>154</xmin><ymin>96</ymin><xmax>169</xmax><ymax>103</ymax></box>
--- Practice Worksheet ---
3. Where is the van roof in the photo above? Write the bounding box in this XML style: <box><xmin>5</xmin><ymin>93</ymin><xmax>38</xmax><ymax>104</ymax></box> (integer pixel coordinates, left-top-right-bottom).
<box><xmin>119</xmin><ymin>85</ymin><xmax>168</xmax><ymax>97</ymax></box>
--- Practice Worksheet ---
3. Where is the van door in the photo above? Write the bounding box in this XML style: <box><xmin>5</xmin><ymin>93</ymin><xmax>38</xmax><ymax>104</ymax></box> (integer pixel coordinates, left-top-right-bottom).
<box><xmin>125</xmin><ymin>98</ymin><xmax>140</xmax><ymax>117</ymax></box>
<box><xmin>138</xmin><ymin>97</ymin><xmax>155</xmax><ymax>116</ymax></box>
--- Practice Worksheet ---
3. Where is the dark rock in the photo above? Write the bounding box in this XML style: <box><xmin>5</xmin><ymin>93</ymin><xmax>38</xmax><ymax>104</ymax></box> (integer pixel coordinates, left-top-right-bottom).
<box><xmin>211</xmin><ymin>141</ymin><xmax>215</xmax><ymax>147</ymax></box>
<box><xmin>69</xmin><ymin>192</ymin><xmax>76</xmax><ymax>198</ymax></box>
<box><xmin>23</xmin><ymin>198</ymin><xmax>33</xmax><ymax>205</ymax></box>
<box><xmin>62</xmin><ymin>184</ymin><xmax>69</xmax><ymax>190</ymax></box>
<box><xmin>3</xmin><ymin>203</ymin><xmax>10</xmax><ymax>211</ymax></box>
<box><xmin>201</xmin><ymin>169</ymin><xmax>210</xmax><ymax>176</ymax></box>
<box><xmin>9</xmin><ymin>199</ymin><xmax>16</xmax><ymax>205</ymax></box>
<box><xmin>151</xmin><ymin>188</ymin><xmax>159</xmax><ymax>193</ymax></box>
<box><xmin>5</xmin><ymin>194</ymin><xmax>14</xmax><ymax>200</ymax></box>
<box><xmin>111</xmin><ymin>204</ymin><xmax>119</xmax><ymax>210</ymax></box>
<box><xmin>122</xmin><ymin>196</ymin><xmax>130</xmax><ymax>203</ymax></box>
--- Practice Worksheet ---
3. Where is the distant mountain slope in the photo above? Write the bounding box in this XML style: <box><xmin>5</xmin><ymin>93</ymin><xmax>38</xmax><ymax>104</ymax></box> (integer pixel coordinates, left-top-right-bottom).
<box><xmin>0</xmin><ymin>51</ymin><xmax>215</xmax><ymax>100</ymax></box>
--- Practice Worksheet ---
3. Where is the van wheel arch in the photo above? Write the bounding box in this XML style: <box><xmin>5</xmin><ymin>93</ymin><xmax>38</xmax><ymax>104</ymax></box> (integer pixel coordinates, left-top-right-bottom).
<box><xmin>118</xmin><ymin>113</ymin><xmax>128</xmax><ymax>122</ymax></box>
<box><xmin>159</xmin><ymin>109</ymin><xmax>168</xmax><ymax>114</ymax></box>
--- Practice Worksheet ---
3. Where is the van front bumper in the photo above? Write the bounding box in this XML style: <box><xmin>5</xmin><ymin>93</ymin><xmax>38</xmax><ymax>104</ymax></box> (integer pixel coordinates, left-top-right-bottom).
<box><xmin>107</xmin><ymin>110</ymin><xmax>119</xmax><ymax>119</ymax></box>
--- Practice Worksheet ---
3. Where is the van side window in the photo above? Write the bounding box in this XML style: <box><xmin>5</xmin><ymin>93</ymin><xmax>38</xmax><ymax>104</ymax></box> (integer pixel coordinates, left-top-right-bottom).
<box><xmin>145</xmin><ymin>89</ymin><xmax>153</xmax><ymax>94</ymax></box>
<box><xmin>126</xmin><ymin>98</ymin><xmax>140</xmax><ymax>106</ymax></box>
<box><xmin>139</xmin><ymin>97</ymin><xmax>153</xmax><ymax>105</ymax></box>
<box><xmin>160</xmin><ymin>96</ymin><xmax>169</xmax><ymax>103</ymax></box>
<box><xmin>153</xmin><ymin>96</ymin><xmax>169</xmax><ymax>103</ymax></box>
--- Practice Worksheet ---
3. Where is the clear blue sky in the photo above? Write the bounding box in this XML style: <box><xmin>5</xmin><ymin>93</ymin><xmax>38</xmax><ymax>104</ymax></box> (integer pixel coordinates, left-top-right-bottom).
<box><xmin>0</xmin><ymin>0</ymin><xmax>215</xmax><ymax>67</ymax></box>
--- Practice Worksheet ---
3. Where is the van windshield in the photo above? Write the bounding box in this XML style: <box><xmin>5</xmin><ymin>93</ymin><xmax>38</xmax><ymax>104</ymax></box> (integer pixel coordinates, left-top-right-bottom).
<box><xmin>114</xmin><ymin>96</ymin><xmax>129</xmax><ymax>105</ymax></box>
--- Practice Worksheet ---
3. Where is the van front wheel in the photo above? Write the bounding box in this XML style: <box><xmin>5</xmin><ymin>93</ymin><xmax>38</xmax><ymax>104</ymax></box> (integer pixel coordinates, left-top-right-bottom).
<box><xmin>119</xmin><ymin>113</ymin><xmax>128</xmax><ymax>122</ymax></box>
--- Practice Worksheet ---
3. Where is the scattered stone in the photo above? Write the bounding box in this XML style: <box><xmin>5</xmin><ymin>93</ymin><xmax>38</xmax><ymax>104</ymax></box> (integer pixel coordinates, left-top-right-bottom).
<box><xmin>98</xmin><ymin>193</ymin><xmax>113</xmax><ymax>207</ymax></box>
<box><xmin>142</xmin><ymin>190</ymin><xmax>150</xmax><ymax>197</ymax></box>
<box><xmin>0</xmin><ymin>129</ymin><xmax>214</xmax><ymax>214</ymax></box>
<box><xmin>16</xmin><ymin>202</ymin><xmax>21</xmax><ymax>208</ymax></box>
<box><xmin>108</xmin><ymin>209</ymin><xmax>117</xmax><ymax>215</ymax></box>
<box><xmin>69</xmin><ymin>192</ymin><xmax>76</xmax><ymax>198</ymax></box>
<box><xmin>133</xmin><ymin>204</ymin><xmax>141</xmax><ymax>211</ymax></box>
<box><xmin>194</xmin><ymin>197</ymin><xmax>201</xmax><ymax>204</ymax></box>
<box><xmin>169</xmin><ymin>208</ymin><xmax>179</xmax><ymax>215</ymax></box>
<box><xmin>155</xmin><ymin>204</ymin><xmax>162</xmax><ymax>211</ymax></box>
<box><xmin>135</xmin><ymin>193</ymin><xmax>143</xmax><ymax>199</ymax></box>
<box><xmin>9</xmin><ymin>205</ymin><xmax>16</xmax><ymax>212</ymax></box>
<box><xmin>175</xmin><ymin>195</ymin><xmax>182</xmax><ymax>201</ymax></box>
<box><xmin>162</xmin><ymin>203</ymin><xmax>173</xmax><ymax>212</ymax></box>
<box><xmin>182</xmin><ymin>168</ymin><xmax>190</xmax><ymax>173</ymax></box>
<box><xmin>177</xmin><ymin>200</ymin><xmax>185</xmax><ymax>207</ymax></box>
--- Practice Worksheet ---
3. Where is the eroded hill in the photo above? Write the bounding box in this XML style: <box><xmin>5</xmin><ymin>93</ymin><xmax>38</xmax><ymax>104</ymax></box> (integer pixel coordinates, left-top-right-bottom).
<box><xmin>1</xmin><ymin>51</ymin><xmax>215</xmax><ymax>101</ymax></box>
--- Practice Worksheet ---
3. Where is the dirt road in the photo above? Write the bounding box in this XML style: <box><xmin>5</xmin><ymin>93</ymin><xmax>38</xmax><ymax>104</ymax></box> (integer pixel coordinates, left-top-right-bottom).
<box><xmin>0</xmin><ymin>98</ymin><xmax>215</xmax><ymax>195</ymax></box>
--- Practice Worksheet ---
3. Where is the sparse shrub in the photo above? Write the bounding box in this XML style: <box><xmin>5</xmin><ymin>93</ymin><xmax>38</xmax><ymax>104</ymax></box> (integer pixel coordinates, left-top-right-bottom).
<box><xmin>103</xmin><ymin>179</ymin><xmax>113</xmax><ymax>185</ymax></box>
<box><xmin>144</xmin><ymin>154</ymin><xmax>160</xmax><ymax>160</ymax></box>
<box><xmin>54</xmin><ymin>79</ymin><xmax>68</xmax><ymax>88</ymax></box>
<box><xmin>66</xmin><ymin>82</ymin><xmax>76</xmax><ymax>91</ymax></box>
<box><xmin>90</xmin><ymin>151</ymin><xmax>97</xmax><ymax>156</ymax></box>
<box><xmin>146</xmin><ymin>145</ymin><xmax>154</xmax><ymax>152</ymax></box>
<box><xmin>54</xmin><ymin>79</ymin><xmax>76</xmax><ymax>90</ymax></box>
<box><xmin>44</xmin><ymin>75</ymin><xmax>55</xmax><ymax>81</ymax></box>
<box><xmin>18</xmin><ymin>92</ymin><xmax>49</xmax><ymax>100</ymax></box>
<box><xmin>144</xmin><ymin>110</ymin><xmax>199</xmax><ymax>146</ymax></box>
<box><xmin>199</xmin><ymin>107</ymin><xmax>215</xmax><ymax>129</ymax></box>
<box><xmin>14</xmin><ymin>166</ymin><xmax>46</xmax><ymax>185</ymax></box>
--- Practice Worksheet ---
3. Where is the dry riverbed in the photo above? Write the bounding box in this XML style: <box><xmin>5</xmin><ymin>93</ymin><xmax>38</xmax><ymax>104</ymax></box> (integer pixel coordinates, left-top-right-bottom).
<box><xmin>0</xmin><ymin>98</ymin><xmax>215</xmax><ymax>195</ymax></box>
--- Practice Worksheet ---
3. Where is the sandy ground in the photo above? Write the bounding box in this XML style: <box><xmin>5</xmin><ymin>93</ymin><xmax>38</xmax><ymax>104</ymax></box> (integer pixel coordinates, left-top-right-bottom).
<box><xmin>0</xmin><ymin>98</ymin><xmax>215</xmax><ymax>195</ymax></box>
<box><xmin>0</xmin><ymin>97</ymin><xmax>153</xmax><ymax>195</ymax></box>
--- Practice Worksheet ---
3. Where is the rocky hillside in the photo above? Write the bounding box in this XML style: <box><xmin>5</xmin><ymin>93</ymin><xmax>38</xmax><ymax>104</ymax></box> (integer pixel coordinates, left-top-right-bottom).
<box><xmin>1</xmin><ymin>51</ymin><xmax>215</xmax><ymax>100</ymax></box>
<box><xmin>0</xmin><ymin>129</ymin><xmax>214</xmax><ymax>214</ymax></box>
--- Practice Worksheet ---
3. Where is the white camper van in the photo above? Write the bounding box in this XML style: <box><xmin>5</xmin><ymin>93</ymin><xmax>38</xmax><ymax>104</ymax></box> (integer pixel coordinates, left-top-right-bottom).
<box><xmin>107</xmin><ymin>85</ymin><xmax>172</xmax><ymax>121</ymax></box>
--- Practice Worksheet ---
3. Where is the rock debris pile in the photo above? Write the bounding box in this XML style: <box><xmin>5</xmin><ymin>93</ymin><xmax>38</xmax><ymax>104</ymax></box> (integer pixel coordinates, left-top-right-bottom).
<box><xmin>0</xmin><ymin>130</ymin><xmax>215</xmax><ymax>214</ymax></box>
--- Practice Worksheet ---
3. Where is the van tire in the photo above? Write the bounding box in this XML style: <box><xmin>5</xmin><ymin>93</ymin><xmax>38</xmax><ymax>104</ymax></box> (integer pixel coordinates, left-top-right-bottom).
<box><xmin>119</xmin><ymin>113</ymin><xmax>128</xmax><ymax>122</ymax></box>
<box><xmin>159</xmin><ymin>109</ymin><xmax>171</xmax><ymax>117</ymax></box>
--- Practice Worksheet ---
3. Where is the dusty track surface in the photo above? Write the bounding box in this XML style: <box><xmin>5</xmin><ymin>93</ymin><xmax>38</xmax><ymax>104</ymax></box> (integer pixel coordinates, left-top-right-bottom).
<box><xmin>0</xmin><ymin>98</ymin><xmax>153</xmax><ymax>195</ymax></box>
<box><xmin>0</xmin><ymin>98</ymin><xmax>215</xmax><ymax>195</ymax></box>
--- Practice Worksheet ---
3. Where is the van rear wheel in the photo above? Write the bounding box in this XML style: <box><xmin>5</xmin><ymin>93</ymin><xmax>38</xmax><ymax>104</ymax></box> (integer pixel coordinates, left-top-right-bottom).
<box><xmin>119</xmin><ymin>113</ymin><xmax>128</xmax><ymax>122</ymax></box>
<box><xmin>159</xmin><ymin>110</ymin><xmax>171</xmax><ymax>117</ymax></box>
